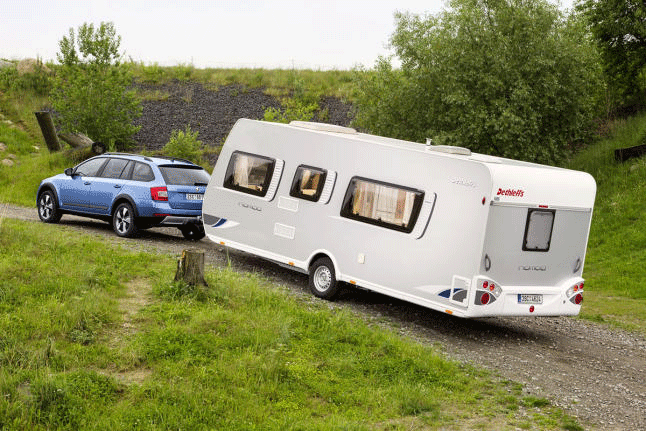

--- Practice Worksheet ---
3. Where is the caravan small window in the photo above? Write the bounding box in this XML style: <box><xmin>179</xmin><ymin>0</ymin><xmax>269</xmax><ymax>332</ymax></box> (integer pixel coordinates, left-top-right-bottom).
<box><xmin>224</xmin><ymin>151</ymin><xmax>276</xmax><ymax>197</ymax></box>
<box><xmin>523</xmin><ymin>209</ymin><xmax>555</xmax><ymax>252</ymax></box>
<box><xmin>341</xmin><ymin>177</ymin><xmax>424</xmax><ymax>233</ymax></box>
<box><xmin>290</xmin><ymin>165</ymin><xmax>327</xmax><ymax>202</ymax></box>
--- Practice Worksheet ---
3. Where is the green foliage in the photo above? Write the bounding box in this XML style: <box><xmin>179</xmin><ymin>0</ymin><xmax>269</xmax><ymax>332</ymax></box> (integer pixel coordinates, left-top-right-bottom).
<box><xmin>0</xmin><ymin>59</ymin><xmax>52</xmax><ymax>96</ymax></box>
<box><xmin>50</xmin><ymin>22</ymin><xmax>141</xmax><ymax>151</ymax></box>
<box><xmin>263</xmin><ymin>98</ymin><xmax>318</xmax><ymax>123</ymax></box>
<box><xmin>579</xmin><ymin>0</ymin><xmax>646</xmax><ymax>108</ymax></box>
<box><xmin>162</xmin><ymin>125</ymin><xmax>203</xmax><ymax>163</ymax></box>
<box><xmin>353</xmin><ymin>0</ymin><xmax>603</xmax><ymax>165</ymax></box>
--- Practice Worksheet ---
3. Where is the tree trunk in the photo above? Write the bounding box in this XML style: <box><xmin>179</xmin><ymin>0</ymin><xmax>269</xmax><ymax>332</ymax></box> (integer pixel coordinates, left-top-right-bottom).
<box><xmin>34</xmin><ymin>111</ymin><xmax>61</xmax><ymax>152</ymax></box>
<box><xmin>174</xmin><ymin>249</ymin><xmax>208</xmax><ymax>286</ymax></box>
<box><xmin>57</xmin><ymin>132</ymin><xmax>93</xmax><ymax>149</ymax></box>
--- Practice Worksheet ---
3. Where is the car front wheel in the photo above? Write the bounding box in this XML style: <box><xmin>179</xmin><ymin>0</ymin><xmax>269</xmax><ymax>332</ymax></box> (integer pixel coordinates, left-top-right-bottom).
<box><xmin>37</xmin><ymin>190</ymin><xmax>62</xmax><ymax>223</ymax></box>
<box><xmin>113</xmin><ymin>202</ymin><xmax>138</xmax><ymax>238</ymax></box>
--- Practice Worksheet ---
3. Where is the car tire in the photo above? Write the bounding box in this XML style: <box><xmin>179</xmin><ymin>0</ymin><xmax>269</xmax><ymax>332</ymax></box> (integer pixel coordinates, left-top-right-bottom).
<box><xmin>180</xmin><ymin>223</ymin><xmax>205</xmax><ymax>241</ymax></box>
<box><xmin>37</xmin><ymin>190</ymin><xmax>62</xmax><ymax>223</ymax></box>
<box><xmin>113</xmin><ymin>202</ymin><xmax>138</xmax><ymax>238</ymax></box>
<box><xmin>309</xmin><ymin>257</ymin><xmax>340</xmax><ymax>300</ymax></box>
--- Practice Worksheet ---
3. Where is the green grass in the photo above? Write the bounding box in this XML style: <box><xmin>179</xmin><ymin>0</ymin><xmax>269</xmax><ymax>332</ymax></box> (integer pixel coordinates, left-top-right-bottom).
<box><xmin>130</xmin><ymin>62</ymin><xmax>358</xmax><ymax>101</ymax></box>
<box><xmin>565</xmin><ymin>112</ymin><xmax>646</xmax><ymax>332</ymax></box>
<box><xmin>0</xmin><ymin>218</ymin><xmax>578</xmax><ymax>429</ymax></box>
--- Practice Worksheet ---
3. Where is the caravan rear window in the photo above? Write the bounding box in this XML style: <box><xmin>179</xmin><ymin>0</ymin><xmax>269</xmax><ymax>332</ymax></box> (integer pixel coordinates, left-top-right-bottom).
<box><xmin>224</xmin><ymin>151</ymin><xmax>276</xmax><ymax>197</ymax></box>
<box><xmin>290</xmin><ymin>165</ymin><xmax>327</xmax><ymax>202</ymax></box>
<box><xmin>523</xmin><ymin>208</ymin><xmax>555</xmax><ymax>252</ymax></box>
<box><xmin>341</xmin><ymin>177</ymin><xmax>424</xmax><ymax>233</ymax></box>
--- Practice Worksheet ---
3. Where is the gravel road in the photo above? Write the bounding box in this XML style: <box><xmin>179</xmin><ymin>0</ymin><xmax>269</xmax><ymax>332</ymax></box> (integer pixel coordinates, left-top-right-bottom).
<box><xmin>4</xmin><ymin>203</ymin><xmax>646</xmax><ymax>430</ymax></box>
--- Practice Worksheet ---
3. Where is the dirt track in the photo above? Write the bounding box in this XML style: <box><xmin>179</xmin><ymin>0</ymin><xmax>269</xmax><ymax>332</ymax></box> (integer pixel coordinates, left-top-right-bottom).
<box><xmin>4</xmin><ymin>203</ymin><xmax>646</xmax><ymax>430</ymax></box>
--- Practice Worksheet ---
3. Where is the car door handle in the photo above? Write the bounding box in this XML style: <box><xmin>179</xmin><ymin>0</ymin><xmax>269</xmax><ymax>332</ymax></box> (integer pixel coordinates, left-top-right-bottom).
<box><xmin>113</xmin><ymin>184</ymin><xmax>122</xmax><ymax>189</ymax></box>
<box><xmin>84</xmin><ymin>182</ymin><xmax>91</xmax><ymax>185</ymax></box>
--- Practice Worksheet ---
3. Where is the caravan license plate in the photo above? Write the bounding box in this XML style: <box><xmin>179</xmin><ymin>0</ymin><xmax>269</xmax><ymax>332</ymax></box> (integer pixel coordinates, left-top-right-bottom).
<box><xmin>518</xmin><ymin>294</ymin><xmax>543</xmax><ymax>304</ymax></box>
<box><xmin>186</xmin><ymin>193</ymin><xmax>203</xmax><ymax>201</ymax></box>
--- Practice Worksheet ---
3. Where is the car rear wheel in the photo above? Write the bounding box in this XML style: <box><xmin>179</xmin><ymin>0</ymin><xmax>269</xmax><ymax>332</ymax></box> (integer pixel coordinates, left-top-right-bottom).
<box><xmin>37</xmin><ymin>190</ymin><xmax>62</xmax><ymax>223</ymax></box>
<box><xmin>113</xmin><ymin>202</ymin><xmax>138</xmax><ymax>238</ymax></box>
<box><xmin>180</xmin><ymin>223</ymin><xmax>205</xmax><ymax>240</ymax></box>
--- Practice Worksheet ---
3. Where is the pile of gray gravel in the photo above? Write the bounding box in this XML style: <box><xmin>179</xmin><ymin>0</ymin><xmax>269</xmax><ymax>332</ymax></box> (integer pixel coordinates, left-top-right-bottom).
<box><xmin>133</xmin><ymin>81</ymin><xmax>354</xmax><ymax>155</ymax></box>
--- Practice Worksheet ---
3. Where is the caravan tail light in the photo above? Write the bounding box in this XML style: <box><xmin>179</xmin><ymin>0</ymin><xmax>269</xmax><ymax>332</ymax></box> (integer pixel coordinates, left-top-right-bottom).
<box><xmin>151</xmin><ymin>187</ymin><xmax>168</xmax><ymax>201</ymax></box>
<box><xmin>480</xmin><ymin>292</ymin><xmax>490</xmax><ymax>305</ymax></box>
<box><xmin>567</xmin><ymin>281</ymin><xmax>585</xmax><ymax>305</ymax></box>
<box><xmin>476</xmin><ymin>278</ymin><xmax>501</xmax><ymax>305</ymax></box>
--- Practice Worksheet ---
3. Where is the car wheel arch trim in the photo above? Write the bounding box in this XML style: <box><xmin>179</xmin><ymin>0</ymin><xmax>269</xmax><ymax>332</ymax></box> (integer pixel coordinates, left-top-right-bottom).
<box><xmin>111</xmin><ymin>194</ymin><xmax>139</xmax><ymax>217</ymax></box>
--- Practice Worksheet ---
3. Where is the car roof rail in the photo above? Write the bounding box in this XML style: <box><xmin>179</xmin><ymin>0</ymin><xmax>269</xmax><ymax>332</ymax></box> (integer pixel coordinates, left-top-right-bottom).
<box><xmin>103</xmin><ymin>152</ymin><xmax>197</xmax><ymax>165</ymax></box>
<box><xmin>152</xmin><ymin>155</ymin><xmax>197</xmax><ymax>165</ymax></box>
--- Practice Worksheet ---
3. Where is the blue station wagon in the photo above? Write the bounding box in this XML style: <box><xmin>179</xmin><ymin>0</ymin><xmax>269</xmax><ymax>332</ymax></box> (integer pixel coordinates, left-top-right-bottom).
<box><xmin>36</xmin><ymin>153</ymin><xmax>210</xmax><ymax>239</ymax></box>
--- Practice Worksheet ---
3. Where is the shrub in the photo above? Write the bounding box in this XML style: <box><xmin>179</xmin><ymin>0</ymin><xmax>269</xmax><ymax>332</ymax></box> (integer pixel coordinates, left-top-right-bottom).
<box><xmin>163</xmin><ymin>125</ymin><xmax>203</xmax><ymax>163</ymax></box>
<box><xmin>263</xmin><ymin>98</ymin><xmax>318</xmax><ymax>124</ymax></box>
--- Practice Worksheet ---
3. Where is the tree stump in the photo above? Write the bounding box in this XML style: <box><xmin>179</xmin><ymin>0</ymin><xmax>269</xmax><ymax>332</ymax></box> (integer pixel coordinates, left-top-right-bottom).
<box><xmin>34</xmin><ymin>111</ymin><xmax>61</xmax><ymax>152</ymax></box>
<box><xmin>174</xmin><ymin>249</ymin><xmax>208</xmax><ymax>286</ymax></box>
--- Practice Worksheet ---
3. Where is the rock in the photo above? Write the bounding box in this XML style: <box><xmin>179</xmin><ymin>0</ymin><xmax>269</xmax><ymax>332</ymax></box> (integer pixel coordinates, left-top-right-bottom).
<box><xmin>0</xmin><ymin>143</ymin><xmax>6</xmax><ymax>152</ymax></box>
<box><xmin>17</xmin><ymin>58</ymin><xmax>51</xmax><ymax>75</ymax></box>
<box><xmin>7</xmin><ymin>154</ymin><xmax>16</xmax><ymax>159</ymax></box>
<box><xmin>1</xmin><ymin>159</ymin><xmax>14</xmax><ymax>167</ymax></box>
<box><xmin>32</xmin><ymin>145</ymin><xmax>40</xmax><ymax>151</ymax></box>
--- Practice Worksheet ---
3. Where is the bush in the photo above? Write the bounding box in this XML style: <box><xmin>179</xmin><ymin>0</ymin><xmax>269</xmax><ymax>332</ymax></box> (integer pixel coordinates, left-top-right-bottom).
<box><xmin>50</xmin><ymin>22</ymin><xmax>141</xmax><ymax>151</ymax></box>
<box><xmin>0</xmin><ymin>59</ymin><xmax>52</xmax><ymax>96</ymax></box>
<box><xmin>353</xmin><ymin>0</ymin><xmax>604</xmax><ymax>165</ymax></box>
<box><xmin>263</xmin><ymin>98</ymin><xmax>318</xmax><ymax>124</ymax></box>
<box><xmin>163</xmin><ymin>125</ymin><xmax>203</xmax><ymax>163</ymax></box>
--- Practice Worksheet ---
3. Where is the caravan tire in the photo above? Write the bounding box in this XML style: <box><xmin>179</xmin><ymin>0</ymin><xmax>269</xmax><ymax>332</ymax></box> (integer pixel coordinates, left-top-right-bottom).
<box><xmin>309</xmin><ymin>257</ymin><xmax>339</xmax><ymax>300</ymax></box>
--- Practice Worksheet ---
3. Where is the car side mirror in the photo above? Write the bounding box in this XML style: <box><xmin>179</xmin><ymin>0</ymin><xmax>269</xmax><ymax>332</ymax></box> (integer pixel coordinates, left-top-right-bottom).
<box><xmin>64</xmin><ymin>167</ymin><xmax>74</xmax><ymax>176</ymax></box>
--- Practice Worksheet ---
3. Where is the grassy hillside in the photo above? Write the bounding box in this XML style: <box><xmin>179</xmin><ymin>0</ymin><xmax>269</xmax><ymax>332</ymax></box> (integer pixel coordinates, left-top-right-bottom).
<box><xmin>564</xmin><ymin>112</ymin><xmax>646</xmax><ymax>332</ymax></box>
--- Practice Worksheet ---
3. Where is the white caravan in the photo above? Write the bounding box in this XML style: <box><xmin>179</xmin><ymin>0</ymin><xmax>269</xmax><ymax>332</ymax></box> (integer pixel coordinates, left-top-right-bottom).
<box><xmin>202</xmin><ymin>119</ymin><xmax>596</xmax><ymax>318</ymax></box>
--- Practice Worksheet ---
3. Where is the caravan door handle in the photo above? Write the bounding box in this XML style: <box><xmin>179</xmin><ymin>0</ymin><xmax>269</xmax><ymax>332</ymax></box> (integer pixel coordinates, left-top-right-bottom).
<box><xmin>113</xmin><ymin>184</ymin><xmax>122</xmax><ymax>189</ymax></box>
<box><xmin>84</xmin><ymin>181</ymin><xmax>91</xmax><ymax>185</ymax></box>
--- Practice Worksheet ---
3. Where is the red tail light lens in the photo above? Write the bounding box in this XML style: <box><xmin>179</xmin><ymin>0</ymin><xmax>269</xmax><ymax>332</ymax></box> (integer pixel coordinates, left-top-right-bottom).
<box><xmin>574</xmin><ymin>293</ymin><xmax>583</xmax><ymax>305</ymax></box>
<box><xmin>480</xmin><ymin>292</ymin><xmax>490</xmax><ymax>305</ymax></box>
<box><xmin>151</xmin><ymin>187</ymin><xmax>168</xmax><ymax>201</ymax></box>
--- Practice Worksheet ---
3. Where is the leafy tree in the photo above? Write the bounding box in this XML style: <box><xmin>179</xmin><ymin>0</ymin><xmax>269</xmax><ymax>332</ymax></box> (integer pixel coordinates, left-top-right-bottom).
<box><xmin>579</xmin><ymin>0</ymin><xmax>646</xmax><ymax>107</ymax></box>
<box><xmin>353</xmin><ymin>0</ymin><xmax>603</xmax><ymax>165</ymax></box>
<box><xmin>51</xmin><ymin>22</ymin><xmax>141</xmax><ymax>150</ymax></box>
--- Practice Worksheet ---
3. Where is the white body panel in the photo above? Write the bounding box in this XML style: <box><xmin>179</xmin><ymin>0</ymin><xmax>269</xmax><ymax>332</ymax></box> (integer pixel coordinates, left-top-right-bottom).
<box><xmin>203</xmin><ymin>119</ymin><xmax>596</xmax><ymax>318</ymax></box>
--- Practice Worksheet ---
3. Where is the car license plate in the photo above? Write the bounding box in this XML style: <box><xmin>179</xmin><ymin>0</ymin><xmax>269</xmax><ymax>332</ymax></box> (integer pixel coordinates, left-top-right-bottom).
<box><xmin>518</xmin><ymin>294</ymin><xmax>543</xmax><ymax>304</ymax></box>
<box><xmin>186</xmin><ymin>193</ymin><xmax>203</xmax><ymax>201</ymax></box>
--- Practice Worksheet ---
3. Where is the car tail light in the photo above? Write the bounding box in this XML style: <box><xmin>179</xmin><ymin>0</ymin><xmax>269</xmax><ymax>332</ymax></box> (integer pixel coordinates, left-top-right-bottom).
<box><xmin>151</xmin><ymin>187</ymin><xmax>168</xmax><ymax>201</ymax></box>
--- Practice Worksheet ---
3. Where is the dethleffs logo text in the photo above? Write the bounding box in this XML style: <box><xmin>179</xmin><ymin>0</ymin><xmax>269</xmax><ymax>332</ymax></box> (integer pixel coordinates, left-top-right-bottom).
<box><xmin>497</xmin><ymin>188</ymin><xmax>525</xmax><ymax>197</ymax></box>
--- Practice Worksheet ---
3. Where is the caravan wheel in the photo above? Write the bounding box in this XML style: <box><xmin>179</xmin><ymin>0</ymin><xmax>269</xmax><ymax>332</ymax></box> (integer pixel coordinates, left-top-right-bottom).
<box><xmin>309</xmin><ymin>257</ymin><xmax>340</xmax><ymax>300</ymax></box>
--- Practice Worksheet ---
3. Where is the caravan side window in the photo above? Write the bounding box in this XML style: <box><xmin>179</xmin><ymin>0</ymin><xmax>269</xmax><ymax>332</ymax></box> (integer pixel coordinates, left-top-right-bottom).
<box><xmin>340</xmin><ymin>177</ymin><xmax>424</xmax><ymax>233</ymax></box>
<box><xmin>290</xmin><ymin>165</ymin><xmax>327</xmax><ymax>202</ymax></box>
<box><xmin>223</xmin><ymin>151</ymin><xmax>276</xmax><ymax>197</ymax></box>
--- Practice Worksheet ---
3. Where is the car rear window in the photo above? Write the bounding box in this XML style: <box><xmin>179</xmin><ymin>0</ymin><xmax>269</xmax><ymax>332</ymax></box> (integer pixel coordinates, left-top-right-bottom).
<box><xmin>159</xmin><ymin>165</ymin><xmax>210</xmax><ymax>186</ymax></box>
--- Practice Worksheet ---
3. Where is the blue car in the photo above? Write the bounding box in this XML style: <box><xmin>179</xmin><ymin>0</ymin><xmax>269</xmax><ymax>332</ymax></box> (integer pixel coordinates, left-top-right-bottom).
<box><xmin>36</xmin><ymin>153</ymin><xmax>210</xmax><ymax>239</ymax></box>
